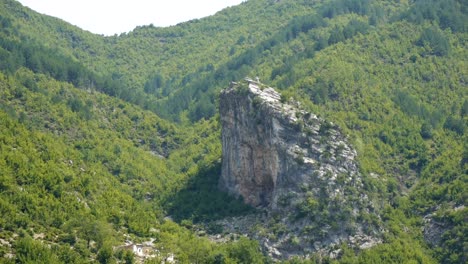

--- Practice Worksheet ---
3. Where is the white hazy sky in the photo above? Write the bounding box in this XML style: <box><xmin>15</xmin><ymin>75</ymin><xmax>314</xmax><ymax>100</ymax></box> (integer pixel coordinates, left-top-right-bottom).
<box><xmin>17</xmin><ymin>0</ymin><xmax>245</xmax><ymax>36</ymax></box>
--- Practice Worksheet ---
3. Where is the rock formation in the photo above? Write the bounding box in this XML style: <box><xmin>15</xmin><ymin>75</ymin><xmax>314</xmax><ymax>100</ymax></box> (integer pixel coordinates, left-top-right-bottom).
<box><xmin>218</xmin><ymin>79</ymin><xmax>382</xmax><ymax>259</ymax></box>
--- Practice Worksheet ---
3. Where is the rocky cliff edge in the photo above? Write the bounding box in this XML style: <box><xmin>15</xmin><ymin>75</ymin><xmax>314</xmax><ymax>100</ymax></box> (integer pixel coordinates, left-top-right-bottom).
<box><xmin>218</xmin><ymin>79</ymin><xmax>382</xmax><ymax>259</ymax></box>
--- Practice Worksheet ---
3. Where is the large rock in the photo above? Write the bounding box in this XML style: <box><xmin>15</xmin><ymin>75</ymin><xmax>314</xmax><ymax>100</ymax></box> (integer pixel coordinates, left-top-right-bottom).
<box><xmin>218</xmin><ymin>79</ymin><xmax>381</xmax><ymax>259</ymax></box>
<box><xmin>220</xmin><ymin>79</ymin><xmax>359</xmax><ymax>208</ymax></box>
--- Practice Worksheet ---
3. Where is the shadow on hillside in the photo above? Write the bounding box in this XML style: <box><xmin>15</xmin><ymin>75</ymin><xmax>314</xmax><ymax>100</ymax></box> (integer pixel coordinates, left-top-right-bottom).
<box><xmin>165</xmin><ymin>161</ymin><xmax>254</xmax><ymax>223</ymax></box>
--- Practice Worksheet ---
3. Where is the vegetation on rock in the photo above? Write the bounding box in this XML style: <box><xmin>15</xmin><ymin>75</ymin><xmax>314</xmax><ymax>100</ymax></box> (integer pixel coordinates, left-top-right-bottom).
<box><xmin>0</xmin><ymin>0</ymin><xmax>466</xmax><ymax>263</ymax></box>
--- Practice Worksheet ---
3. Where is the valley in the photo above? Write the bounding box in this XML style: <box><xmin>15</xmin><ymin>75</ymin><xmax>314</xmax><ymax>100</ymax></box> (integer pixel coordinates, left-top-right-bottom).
<box><xmin>0</xmin><ymin>0</ymin><xmax>466</xmax><ymax>263</ymax></box>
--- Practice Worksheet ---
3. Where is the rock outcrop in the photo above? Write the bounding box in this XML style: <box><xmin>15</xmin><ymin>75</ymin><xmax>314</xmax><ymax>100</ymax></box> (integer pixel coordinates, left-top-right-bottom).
<box><xmin>423</xmin><ymin>205</ymin><xmax>465</xmax><ymax>247</ymax></box>
<box><xmin>218</xmin><ymin>79</ymin><xmax>382</xmax><ymax>259</ymax></box>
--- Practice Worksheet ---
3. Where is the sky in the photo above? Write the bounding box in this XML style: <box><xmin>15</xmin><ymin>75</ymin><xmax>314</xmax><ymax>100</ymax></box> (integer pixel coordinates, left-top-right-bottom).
<box><xmin>17</xmin><ymin>0</ymin><xmax>245</xmax><ymax>36</ymax></box>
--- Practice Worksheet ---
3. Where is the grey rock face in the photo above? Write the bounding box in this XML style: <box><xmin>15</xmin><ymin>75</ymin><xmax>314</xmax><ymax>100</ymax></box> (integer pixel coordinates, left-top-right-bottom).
<box><xmin>218</xmin><ymin>79</ymin><xmax>381</xmax><ymax>259</ymax></box>
<box><xmin>220</xmin><ymin>80</ymin><xmax>359</xmax><ymax>208</ymax></box>
<box><xmin>423</xmin><ymin>205</ymin><xmax>464</xmax><ymax>247</ymax></box>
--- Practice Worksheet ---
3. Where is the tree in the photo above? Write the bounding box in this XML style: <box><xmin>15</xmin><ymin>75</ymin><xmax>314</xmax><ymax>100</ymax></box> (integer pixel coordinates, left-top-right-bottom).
<box><xmin>328</xmin><ymin>26</ymin><xmax>345</xmax><ymax>45</ymax></box>
<box><xmin>417</xmin><ymin>27</ymin><xmax>450</xmax><ymax>56</ymax></box>
<box><xmin>227</xmin><ymin>237</ymin><xmax>265</xmax><ymax>264</ymax></box>
<box><xmin>15</xmin><ymin>236</ymin><xmax>61</xmax><ymax>264</ymax></box>
<box><xmin>96</xmin><ymin>244</ymin><xmax>113</xmax><ymax>264</ymax></box>
<box><xmin>461</xmin><ymin>100</ymin><xmax>468</xmax><ymax>117</ymax></box>
<box><xmin>420</xmin><ymin>122</ymin><xmax>433</xmax><ymax>139</ymax></box>
<box><xmin>144</xmin><ymin>73</ymin><xmax>164</xmax><ymax>95</ymax></box>
<box><xmin>444</xmin><ymin>116</ymin><xmax>465</xmax><ymax>135</ymax></box>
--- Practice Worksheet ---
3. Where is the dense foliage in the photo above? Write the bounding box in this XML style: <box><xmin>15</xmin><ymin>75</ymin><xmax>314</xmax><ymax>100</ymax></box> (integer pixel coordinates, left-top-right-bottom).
<box><xmin>0</xmin><ymin>0</ymin><xmax>466</xmax><ymax>263</ymax></box>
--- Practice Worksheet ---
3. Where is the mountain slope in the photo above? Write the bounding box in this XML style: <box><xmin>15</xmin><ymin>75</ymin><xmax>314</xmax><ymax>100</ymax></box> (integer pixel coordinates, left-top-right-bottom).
<box><xmin>0</xmin><ymin>0</ymin><xmax>466</xmax><ymax>263</ymax></box>
<box><xmin>0</xmin><ymin>0</ymin><xmax>318</xmax><ymax>121</ymax></box>
<box><xmin>0</xmin><ymin>67</ymin><xmax>258</xmax><ymax>262</ymax></box>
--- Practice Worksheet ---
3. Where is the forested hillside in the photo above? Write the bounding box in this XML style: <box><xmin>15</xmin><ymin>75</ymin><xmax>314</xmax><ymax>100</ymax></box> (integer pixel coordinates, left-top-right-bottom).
<box><xmin>0</xmin><ymin>0</ymin><xmax>466</xmax><ymax>263</ymax></box>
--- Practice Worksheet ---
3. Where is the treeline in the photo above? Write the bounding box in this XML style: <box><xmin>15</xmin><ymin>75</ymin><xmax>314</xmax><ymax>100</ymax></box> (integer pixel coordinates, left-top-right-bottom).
<box><xmin>1</xmin><ymin>0</ymin><xmax>386</xmax><ymax>123</ymax></box>
<box><xmin>0</xmin><ymin>14</ymin><xmax>150</xmax><ymax>109</ymax></box>
<box><xmin>394</xmin><ymin>89</ymin><xmax>466</xmax><ymax>136</ymax></box>
<box><xmin>143</xmin><ymin>13</ymin><xmax>327</xmax><ymax>121</ymax></box>
<box><xmin>268</xmin><ymin>9</ymin><xmax>466</xmax><ymax>263</ymax></box>
<box><xmin>0</xmin><ymin>67</ymin><xmax>265</xmax><ymax>263</ymax></box>
<box><xmin>400</xmin><ymin>0</ymin><xmax>467</xmax><ymax>33</ymax></box>
<box><xmin>150</xmin><ymin>0</ymin><xmax>381</xmax><ymax>122</ymax></box>
<box><xmin>0</xmin><ymin>0</ymin><xmax>466</xmax><ymax>262</ymax></box>
<box><xmin>321</xmin><ymin>0</ymin><xmax>371</xmax><ymax>19</ymax></box>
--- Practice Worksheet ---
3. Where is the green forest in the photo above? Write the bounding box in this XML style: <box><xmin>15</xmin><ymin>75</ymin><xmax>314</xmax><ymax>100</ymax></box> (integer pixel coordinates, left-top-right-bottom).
<box><xmin>0</xmin><ymin>0</ymin><xmax>466</xmax><ymax>263</ymax></box>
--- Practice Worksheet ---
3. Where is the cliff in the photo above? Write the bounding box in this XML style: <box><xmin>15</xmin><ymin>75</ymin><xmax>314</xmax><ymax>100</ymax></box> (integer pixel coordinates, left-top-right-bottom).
<box><xmin>218</xmin><ymin>79</ymin><xmax>382</xmax><ymax>259</ymax></box>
